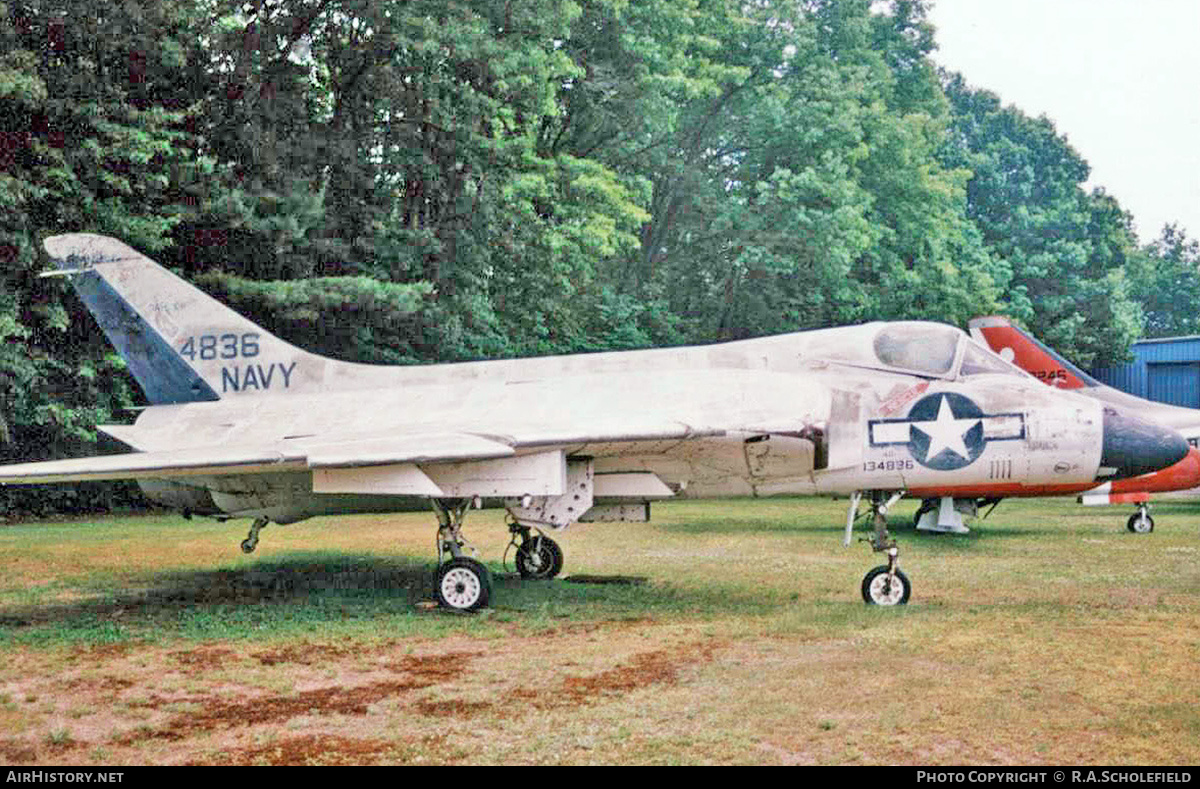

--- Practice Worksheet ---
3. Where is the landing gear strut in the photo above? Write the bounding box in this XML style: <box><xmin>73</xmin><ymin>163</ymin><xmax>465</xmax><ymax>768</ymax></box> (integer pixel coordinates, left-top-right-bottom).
<box><xmin>431</xmin><ymin>499</ymin><xmax>492</xmax><ymax>612</ymax></box>
<box><xmin>240</xmin><ymin>516</ymin><xmax>269</xmax><ymax>554</ymax></box>
<box><xmin>846</xmin><ymin>491</ymin><xmax>911</xmax><ymax>605</ymax></box>
<box><xmin>1127</xmin><ymin>503</ymin><xmax>1154</xmax><ymax>534</ymax></box>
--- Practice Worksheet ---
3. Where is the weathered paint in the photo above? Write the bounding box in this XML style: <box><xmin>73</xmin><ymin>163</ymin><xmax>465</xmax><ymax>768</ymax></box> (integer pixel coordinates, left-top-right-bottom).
<box><xmin>66</xmin><ymin>269</ymin><xmax>219</xmax><ymax>404</ymax></box>
<box><xmin>0</xmin><ymin>238</ymin><xmax>1190</xmax><ymax>531</ymax></box>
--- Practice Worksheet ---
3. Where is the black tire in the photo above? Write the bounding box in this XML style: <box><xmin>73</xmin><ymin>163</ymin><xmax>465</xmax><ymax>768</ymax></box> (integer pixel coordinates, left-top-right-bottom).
<box><xmin>1126</xmin><ymin>512</ymin><xmax>1154</xmax><ymax>534</ymax></box>
<box><xmin>434</xmin><ymin>558</ymin><xmax>492</xmax><ymax>612</ymax></box>
<box><xmin>861</xmin><ymin>565</ymin><xmax>911</xmax><ymax>606</ymax></box>
<box><xmin>515</xmin><ymin>535</ymin><xmax>564</xmax><ymax>579</ymax></box>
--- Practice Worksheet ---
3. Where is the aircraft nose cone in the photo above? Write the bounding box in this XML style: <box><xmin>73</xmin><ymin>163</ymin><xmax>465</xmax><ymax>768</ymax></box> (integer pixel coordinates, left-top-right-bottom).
<box><xmin>1099</xmin><ymin>408</ymin><xmax>1190</xmax><ymax>480</ymax></box>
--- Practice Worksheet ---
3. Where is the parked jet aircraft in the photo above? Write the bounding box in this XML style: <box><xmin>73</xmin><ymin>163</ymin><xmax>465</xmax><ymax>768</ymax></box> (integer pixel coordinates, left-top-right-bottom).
<box><xmin>969</xmin><ymin>315</ymin><xmax>1200</xmax><ymax>532</ymax></box>
<box><xmin>0</xmin><ymin>236</ymin><xmax>1189</xmax><ymax>610</ymax></box>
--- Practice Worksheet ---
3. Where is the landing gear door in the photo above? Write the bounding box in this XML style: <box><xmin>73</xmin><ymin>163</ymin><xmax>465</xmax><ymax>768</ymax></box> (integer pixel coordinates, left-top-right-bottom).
<box><xmin>824</xmin><ymin>389</ymin><xmax>864</xmax><ymax>470</ymax></box>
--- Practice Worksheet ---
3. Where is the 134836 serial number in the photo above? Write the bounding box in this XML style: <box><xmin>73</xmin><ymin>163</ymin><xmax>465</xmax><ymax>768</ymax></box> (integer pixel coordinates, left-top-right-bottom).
<box><xmin>862</xmin><ymin>459</ymin><xmax>914</xmax><ymax>472</ymax></box>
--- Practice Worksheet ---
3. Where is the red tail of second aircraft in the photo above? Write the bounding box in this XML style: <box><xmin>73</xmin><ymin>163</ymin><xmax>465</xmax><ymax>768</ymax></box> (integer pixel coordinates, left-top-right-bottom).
<box><xmin>967</xmin><ymin>316</ymin><xmax>1100</xmax><ymax>390</ymax></box>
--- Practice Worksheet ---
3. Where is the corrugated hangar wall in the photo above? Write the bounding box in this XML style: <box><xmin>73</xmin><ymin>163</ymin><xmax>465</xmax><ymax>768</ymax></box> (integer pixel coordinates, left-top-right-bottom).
<box><xmin>1091</xmin><ymin>336</ymin><xmax>1200</xmax><ymax>407</ymax></box>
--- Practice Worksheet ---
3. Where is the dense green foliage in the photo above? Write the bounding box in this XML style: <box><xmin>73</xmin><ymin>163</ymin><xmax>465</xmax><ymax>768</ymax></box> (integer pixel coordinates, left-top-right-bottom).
<box><xmin>1127</xmin><ymin>225</ymin><xmax>1200</xmax><ymax>339</ymax></box>
<box><xmin>0</xmin><ymin>0</ymin><xmax>1193</xmax><ymax>514</ymax></box>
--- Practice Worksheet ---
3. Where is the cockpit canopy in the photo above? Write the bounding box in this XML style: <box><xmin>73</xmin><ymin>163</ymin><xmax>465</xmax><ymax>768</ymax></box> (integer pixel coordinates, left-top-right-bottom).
<box><xmin>812</xmin><ymin>321</ymin><xmax>1029</xmax><ymax>380</ymax></box>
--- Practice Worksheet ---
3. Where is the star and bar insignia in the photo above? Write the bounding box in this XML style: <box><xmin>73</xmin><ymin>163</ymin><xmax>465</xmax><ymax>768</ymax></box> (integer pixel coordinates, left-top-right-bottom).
<box><xmin>868</xmin><ymin>392</ymin><xmax>1026</xmax><ymax>471</ymax></box>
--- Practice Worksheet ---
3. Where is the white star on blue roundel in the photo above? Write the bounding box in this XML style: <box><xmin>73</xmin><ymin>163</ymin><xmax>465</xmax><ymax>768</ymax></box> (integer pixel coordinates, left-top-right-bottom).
<box><xmin>868</xmin><ymin>393</ymin><xmax>1026</xmax><ymax>471</ymax></box>
<box><xmin>905</xmin><ymin>393</ymin><xmax>986</xmax><ymax>470</ymax></box>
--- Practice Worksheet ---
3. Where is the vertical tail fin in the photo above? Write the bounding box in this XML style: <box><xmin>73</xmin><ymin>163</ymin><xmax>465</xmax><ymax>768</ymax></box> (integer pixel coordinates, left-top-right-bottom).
<box><xmin>967</xmin><ymin>316</ymin><xmax>1101</xmax><ymax>390</ymax></box>
<box><xmin>44</xmin><ymin>234</ymin><xmax>323</xmax><ymax>404</ymax></box>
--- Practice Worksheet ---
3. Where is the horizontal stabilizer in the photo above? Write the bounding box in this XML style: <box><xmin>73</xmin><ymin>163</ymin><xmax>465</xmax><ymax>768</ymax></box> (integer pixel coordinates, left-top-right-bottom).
<box><xmin>98</xmin><ymin>425</ymin><xmax>150</xmax><ymax>450</ymax></box>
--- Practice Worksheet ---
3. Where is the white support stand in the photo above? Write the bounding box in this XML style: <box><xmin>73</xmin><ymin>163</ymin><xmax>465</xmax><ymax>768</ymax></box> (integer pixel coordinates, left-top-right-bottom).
<box><xmin>916</xmin><ymin>496</ymin><xmax>972</xmax><ymax>534</ymax></box>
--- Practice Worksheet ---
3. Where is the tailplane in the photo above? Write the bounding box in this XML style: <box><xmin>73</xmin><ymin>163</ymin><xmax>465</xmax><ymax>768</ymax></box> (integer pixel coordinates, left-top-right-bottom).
<box><xmin>967</xmin><ymin>316</ymin><xmax>1101</xmax><ymax>390</ymax></box>
<box><xmin>44</xmin><ymin>234</ymin><xmax>334</xmax><ymax>404</ymax></box>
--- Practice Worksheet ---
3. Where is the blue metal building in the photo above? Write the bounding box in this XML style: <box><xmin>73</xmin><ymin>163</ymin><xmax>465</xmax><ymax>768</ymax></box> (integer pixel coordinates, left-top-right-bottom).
<box><xmin>1090</xmin><ymin>335</ymin><xmax>1200</xmax><ymax>407</ymax></box>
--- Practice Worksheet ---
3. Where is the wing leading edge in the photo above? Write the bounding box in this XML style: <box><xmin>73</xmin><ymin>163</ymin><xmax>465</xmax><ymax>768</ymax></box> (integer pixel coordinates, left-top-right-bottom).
<box><xmin>0</xmin><ymin>424</ymin><xmax>746</xmax><ymax>486</ymax></box>
<box><xmin>0</xmin><ymin>432</ymin><xmax>516</xmax><ymax>485</ymax></box>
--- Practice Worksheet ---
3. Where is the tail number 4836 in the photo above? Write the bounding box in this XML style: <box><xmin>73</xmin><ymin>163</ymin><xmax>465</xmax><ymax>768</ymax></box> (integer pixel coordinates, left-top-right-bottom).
<box><xmin>179</xmin><ymin>333</ymin><xmax>260</xmax><ymax>361</ymax></box>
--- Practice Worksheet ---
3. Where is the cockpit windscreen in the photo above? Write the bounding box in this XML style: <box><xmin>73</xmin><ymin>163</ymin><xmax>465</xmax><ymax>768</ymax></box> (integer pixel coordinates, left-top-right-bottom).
<box><xmin>958</xmin><ymin>340</ymin><xmax>1027</xmax><ymax>378</ymax></box>
<box><xmin>872</xmin><ymin>324</ymin><xmax>959</xmax><ymax>376</ymax></box>
<box><xmin>806</xmin><ymin>321</ymin><xmax>1034</xmax><ymax>380</ymax></box>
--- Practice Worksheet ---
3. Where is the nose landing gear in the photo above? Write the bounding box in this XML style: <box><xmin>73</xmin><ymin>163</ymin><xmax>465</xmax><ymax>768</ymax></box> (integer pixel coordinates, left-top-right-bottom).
<box><xmin>1126</xmin><ymin>504</ymin><xmax>1154</xmax><ymax>534</ymax></box>
<box><xmin>846</xmin><ymin>491</ymin><xmax>911</xmax><ymax>606</ymax></box>
<box><xmin>240</xmin><ymin>516</ymin><xmax>269</xmax><ymax>554</ymax></box>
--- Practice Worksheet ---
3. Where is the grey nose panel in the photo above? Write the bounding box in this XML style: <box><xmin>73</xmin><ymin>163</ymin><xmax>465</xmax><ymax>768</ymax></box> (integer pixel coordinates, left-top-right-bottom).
<box><xmin>1099</xmin><ymin>408</ymin><xmax>1189</xmax><ymax>479</ymax></box>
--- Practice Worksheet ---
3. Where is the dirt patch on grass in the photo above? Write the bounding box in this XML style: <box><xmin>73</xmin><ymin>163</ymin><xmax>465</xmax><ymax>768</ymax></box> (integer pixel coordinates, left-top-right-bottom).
<box><xmin>100</xmin><ymin>647</ymin><xmax>487</xmax><ymax>748</ymax></box>
<box><xmin>383</xmin><ymin>650</ymin><xmax>483</xmax><ymax>681</ymax></box>
<box><xmin>251</xmin><ymin>641</ymin><xmax>359</xmax><ymax>666</ymax></box>
<box><xmin>60</xmin><ymin>675</ymin><xmax>135</xmax><ymax>693</ymax></box>
<box><xmin>0</xmin><ymin>621</ymin><xmax>728</xmax><ymax>764</ymax></box>
<box><xmin>0</xmin><ymin>738</ymin><xmax>40</xmax><ymax>764</ymax></box>
<box><xmin>68</xmin><ymin>642</ymin><xmax>137</xmax><ymax>661</ymax></box>
<box><xmin>120</xmin><ymin>678</ymin><xmax>436</xmax><ymax>743</ymax></box>
<box><xmin>415</xmin><ymin>699</ymin><xmax>495</xmax><ymax>718</ymax></box>
<box><xmin>0</xmin><ymin>737</ymin><xmax>89</xmax><ymax>765</ymax></box>
<box><xmin>168</xmin><ymin>645</ymin><xmax>240</xmax><ymax>672</ymax></box>
<box><xmin>514</xmin><ymin>640</ymin><xmax>722</xmax><ymax>711</ymax></box>
<box><xmin>185</xmin><ymin>733</ymin><xmax>445</xmax><ymax>766</ymax></box>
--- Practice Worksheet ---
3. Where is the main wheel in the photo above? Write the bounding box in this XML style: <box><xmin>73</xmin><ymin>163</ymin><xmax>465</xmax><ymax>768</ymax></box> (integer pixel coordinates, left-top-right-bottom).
<box><xmin>514</xmin><ymin>535</ymin><xmax>564</xmax><ymax>579</ymax></box>
<box><xmin>861</xmin><ymin>565</ymin><xmax>911</xmax><ymax>606</ymax></box>
<box><xmin>435</xmin><ymin>558</ymin><xmax>492</xmax><ymax>612</ymax></box>
<box><xmin>1126</xmin><ymin>512</ymin><xmax>1154</xmax><ymax>533</ymax></box>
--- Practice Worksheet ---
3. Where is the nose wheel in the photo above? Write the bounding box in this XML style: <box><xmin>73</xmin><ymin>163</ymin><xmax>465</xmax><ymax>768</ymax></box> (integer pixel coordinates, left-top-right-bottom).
<box><xmin>1127</xmin><ymin>505</ymin><xmax>1154</xmax><ymax>533</ymax></box>
<box><xmin>862</xmin><ymin>563</ymin><xmax>911</xmax><ymax>605</ymax></box>
<box><xmin>846</xmin><ymin>491</ymin><xmax>911</xmax><ymax>606</ymax></box>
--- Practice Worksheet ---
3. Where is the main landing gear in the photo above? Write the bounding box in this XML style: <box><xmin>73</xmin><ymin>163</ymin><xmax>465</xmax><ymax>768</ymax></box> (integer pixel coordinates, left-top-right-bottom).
<box><xmin>429</xmin><ymin>503</ymin><xmax>567</xmax><ymax>611</ymax></box>
<box><xmin>506</xmin><ymin>519</ymin><xmax>564</xmax><ymax>580</ymax></box>
<box><xmin>1127</xmin><ymin>503</ymin><xmax>1154</xmax><ymax>534</ymax></box>
<box><xmin>432</xmin><ymin>498</ymin><xmax>492</xmax><ymax>612</ymax></box>
<box><xmin>845</xmin><ymin>491</ymin><xmax>911</xmax><ymax>606</ymax></box>
<box><xmin>430</xmin><ymin>499</ymin><xmax>569</xmax><ymax>611</ymax></box>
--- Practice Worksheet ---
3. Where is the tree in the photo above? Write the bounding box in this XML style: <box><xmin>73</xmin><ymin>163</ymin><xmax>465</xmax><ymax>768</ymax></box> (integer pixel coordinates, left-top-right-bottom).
<box><xmin>1128</xmin><ymin>224</ymin><xmax>1200</xmax><ymax>338</ymax></box>
<box><xmin>570</xmin><ymin>0</ymin><xmax>1003</xmax><ymax>341</ymax></box>
<box><xmin>0</xmin><ymin>0</ymin><xmax>205</xmax><ymax>512</ymax></box>
<box><xmin>939</xmin><ymin>73</ymin><xmax>1141</xmax><ymax>367</ymax></box>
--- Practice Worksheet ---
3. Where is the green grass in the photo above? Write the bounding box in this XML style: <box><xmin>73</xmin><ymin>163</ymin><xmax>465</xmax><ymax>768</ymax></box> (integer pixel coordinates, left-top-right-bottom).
<box><xmin>1</xmin><ymin>497</ymin><xmax>1198</xmax><ymax>764</ymax></box>
<box><xmin>1</xmin><ymin>497</ymin><xmax>1196</xmax><ymax>646</ymax></box>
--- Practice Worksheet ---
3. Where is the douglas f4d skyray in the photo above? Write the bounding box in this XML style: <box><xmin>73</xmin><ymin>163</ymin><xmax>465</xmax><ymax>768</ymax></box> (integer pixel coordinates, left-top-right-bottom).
<box><xmin>0</xmin><ymin>235</ymin><xmax>1190</xmax><ymax>610</ymax></box>
<box><xmin>970</xmin><ymin>315</ymin><xmax>1200</xmax><ymax>533</ymax></box>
